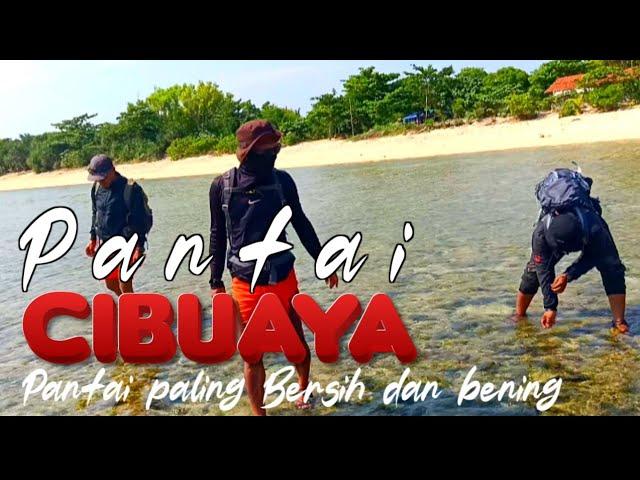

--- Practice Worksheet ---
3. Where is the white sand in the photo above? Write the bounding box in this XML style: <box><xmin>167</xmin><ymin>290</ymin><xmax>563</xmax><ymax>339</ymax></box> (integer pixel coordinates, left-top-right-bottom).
<box><xmin>1</xmin><ymin>107</ymin><xmax>639</xmax><ymax>192</ymax></box>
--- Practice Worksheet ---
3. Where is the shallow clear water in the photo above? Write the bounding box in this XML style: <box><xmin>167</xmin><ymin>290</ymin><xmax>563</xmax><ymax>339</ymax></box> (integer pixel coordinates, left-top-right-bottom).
<box><xmin>1</xmin><ymin>140</ymin><xmax>639</xmax><ymax>415</ymax></box>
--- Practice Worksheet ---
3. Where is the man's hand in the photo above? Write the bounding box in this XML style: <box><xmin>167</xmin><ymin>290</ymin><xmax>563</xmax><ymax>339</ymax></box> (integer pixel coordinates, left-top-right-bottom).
<box><xmin>541</xmin><ymin>310</ymin><xmax>557</xmax><ymax>329</ymax></box>
<box><xmin>130</xmin><ymin>247</ymin><xmax>144</xmax><ymax>266</ymax></box>
<box><xmin>85</xmin><ymin>239</ymin><xmax>97</xmax><ymax>257</ymax></box>
<box><xmin>325</xmin><ymin>273</ymin><xmax>339</xmax><ymax>289</ymax></box>
<box><xmin>551</xmin><ymin>273</ymin><xmax>568</xmax><ymax>294</ymax></box>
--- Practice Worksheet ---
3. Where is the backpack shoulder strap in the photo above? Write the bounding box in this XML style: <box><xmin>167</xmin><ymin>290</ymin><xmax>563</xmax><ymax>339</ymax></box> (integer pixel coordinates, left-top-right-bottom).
<box><xmin>272</xmin><ymin>168</ymin><xmax>286</xmax><ymax>206</ymax></box>
<box><xmin>220</xmin><ymin>168</ymin><xmax>236</xmax><ymax>245</ymax></box>
<box><xmin>123</xmin><ymin>178</ymin><xmax>138</xmax><ymax>212</ymax></box>
<box><xmin>573</xmin><ymin>207</ymin><xmax>590</xmax><ymax>246</ymax></box>
<box><xmin>221</xmin><ymin>168</ymin><xmax>236</xmax><ymax>208</ymax></box>
<box><xmin>91</xmin><ymin>182</ymin><xmax>98</xmax><ymax>205</ymax></box>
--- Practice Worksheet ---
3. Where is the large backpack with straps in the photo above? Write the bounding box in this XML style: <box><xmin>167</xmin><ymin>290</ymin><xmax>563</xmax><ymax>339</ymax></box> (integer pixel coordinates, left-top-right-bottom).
<box><xmin>535</xmin><ymin>168</ymin><xmax>603</xmax><ymax>248</ymax></box>
<box><xmin>535</xmin><ymin>168</ymin><xmax>601</xmax><ymax>217</ymax></box>
<box><xmin>220</xmin><ymin>167</ymin><xmax>293</xmax><ymax>284</ymax></box>
<box><xmin>92</xmin><ymin>179</ymin><xmax>153</xmax><ymax>235</ymax></box>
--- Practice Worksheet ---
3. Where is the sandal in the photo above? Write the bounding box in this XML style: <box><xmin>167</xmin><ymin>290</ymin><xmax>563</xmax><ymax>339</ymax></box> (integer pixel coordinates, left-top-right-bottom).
<box><xmin>612</xmin><ymin>318</ymin><xmax>630</xmax><ymax>334</ymax></box>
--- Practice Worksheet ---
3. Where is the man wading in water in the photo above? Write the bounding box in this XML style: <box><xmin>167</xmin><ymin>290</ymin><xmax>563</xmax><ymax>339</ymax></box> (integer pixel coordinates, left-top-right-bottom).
<box><xmin>85</xmin><ymin>154</ymin><xmax>153</xmax><ymax>295</ymax></box>
<box><xmin>208</xmin><ymin>120</ymin><xmax>339</xmax><ymax>415</ymax></box>
<box><xmin>515</xmin><ymin>168</ymin><xmax>629</xmax><ymax>333</ymax></box>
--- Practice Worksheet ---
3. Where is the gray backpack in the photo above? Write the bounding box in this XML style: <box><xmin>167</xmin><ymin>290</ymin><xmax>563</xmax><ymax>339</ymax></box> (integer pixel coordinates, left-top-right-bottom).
<box><xmin>92</xmin><ymin>179</ymin><xmax>153</xmax><ymax>235</ymax></box>
<box><xmin>535</xmin><ymin>168</ymin><xmax>600</xmax><ymax>216</ymax></box>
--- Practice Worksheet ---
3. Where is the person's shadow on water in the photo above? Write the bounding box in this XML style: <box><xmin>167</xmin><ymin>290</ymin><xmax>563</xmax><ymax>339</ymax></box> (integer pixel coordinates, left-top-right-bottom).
<box><xmin>562</xmin><ymin>304</ymin><xmax>640</xmax><ymax>337</ymax></box>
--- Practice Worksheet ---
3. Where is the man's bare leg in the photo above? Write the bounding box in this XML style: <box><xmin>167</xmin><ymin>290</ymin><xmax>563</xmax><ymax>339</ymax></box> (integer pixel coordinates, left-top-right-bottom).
<box><xmin>119</xmin><ymin>278</ymin><xmax>134</xmax><ymax>294</ymax></box>
<box><xmin>608</xmin><ymin>294</ymin><xmax>629</xmax><ymax>334</ymax></box>
<box><xmin>291</xmin><ymin>312</ymin><xmax>312</xmax><ymax>409</ymax></box>
<box><xmin>244</xmin><ymin>360</ymin><xmax>267</xmax><ymax>416</ymax></box>
<box><xmin>105</xmin><ymin>278</ymin><xmax>122</xmax><ymax>296</ymax></box>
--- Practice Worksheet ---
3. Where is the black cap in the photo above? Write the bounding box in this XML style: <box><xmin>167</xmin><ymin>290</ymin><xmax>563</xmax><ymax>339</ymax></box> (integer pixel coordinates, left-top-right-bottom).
<box><xmin>87</xmin><ymin>154</ymin><xmax>114</xmax><ymax>181</ymax></box>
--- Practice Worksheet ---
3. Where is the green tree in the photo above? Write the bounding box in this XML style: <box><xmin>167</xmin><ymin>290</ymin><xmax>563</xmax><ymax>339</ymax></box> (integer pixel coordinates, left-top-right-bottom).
<box><xmin>342</xmin><ymin>67</ymin><xmax>401</xmax><ymax>132</ymax></box>
<box><xmin>453</xmin><ymin>67</ymin><xmax>488</xmax><ymax>114</ymax></box>
<box><xmin>580</xmin><ymin>64</ymin><xmax>625</xmax><ymax>89</ymax></box>
<box><xmin>51</xmin><ymin>114</ymin><xmax>101</xmax><ymax>168</ymax></box>
<box><xmin>116</xmin><ymin>101</ymin><xmax>163</xmax><ymax>142</ymax></box>
<box><xmin>507</xmin><ymin>93</ymin><xmax>539</xmax><ymax>119</ymax></box>
<box><xmin>473</xmin><ymin>67</ymin><xmax>531</xmax><ymax>117</ymax></box>
<box><xmin>234</xmin><ymin>100</ymin><xmax>261</xmax><ymax>125</ymax></box>
<box><xmin>0</xmin><ymin>135</ymin><xmax>32</xmax><ymax>174</ymax></box>
<box><xmin>306</xmin><ymin>90</ymin><xmax>350</xmax><ymax>138</ymax></box>
<box><xmin>147</xmin><ymin>82</ymin><xmax>239</xmax><ymax>140</ymax></box>
<box><xmin>405</xmin><ymin>64</ymin><xmax>456</xmax><ymax>119</ymax></box>
<box><xmin>27</xmin><ymin>133</ymin><xmax>68</xmax><ymax>173</ymax></box>
<box><xmin>376</xmin><ymin>74</ymin><xmax>424</xmax><ymax>122</ymax></box>
<box><xmin>97</xmin><ymin>101</ymin><xmax>166</xmax><ymax>161</ymax></box>
<box><xmin>260</xmin><ymin>102</ymin><xmax>302</xmax><ymax>129</ymax></box>
<box><xmin>146</xmin><ymin>84</ymin><xmax>192</xmax><ymax>140</ymax></box>
<box><xmin>586</xmin><ymin>84</ymin><xmax>625</xmax><ymax>111</ymax></box>
<box><xmin>529</xmin><ymin>60</ymin><xmax>589</xmax><ymax>97</ymax></box>
<box><xmin>559</xmin><ymin>98</ymin><xmax>582</xmax><ymax>117</ymax></box>
<box><xmin>260</xmin><ymin>102</ymin><xmax>308</xmax><ymax>145</ymax></box>
<box><xmin>603</xmin><ymin>60</ymin><xmax>640</xmax><ymax>69</ymax></box>
<box><xmin>180</xmin><ymin>82</ymin><xmax>238</xmax><ymax>135</ymax></box>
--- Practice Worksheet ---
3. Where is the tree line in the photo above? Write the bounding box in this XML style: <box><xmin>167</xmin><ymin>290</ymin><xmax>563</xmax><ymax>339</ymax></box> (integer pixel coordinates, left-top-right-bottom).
<box><xmin>1</xmin><ymin>60</ymin><xmax>639</xmax><ymax>175</ymax></box>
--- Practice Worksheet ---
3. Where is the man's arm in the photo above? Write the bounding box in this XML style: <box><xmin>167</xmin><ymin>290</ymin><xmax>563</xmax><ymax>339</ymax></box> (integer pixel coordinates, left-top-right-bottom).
<box><xmin>125</xmin><ymin>185</ymin><xmax>147</xmax><ymax>251</ymax></box>
<box><xmin>209</xmin><ymin>178</ymin><xmax>227</xmax><ymax>289</ymax></box>
<box><xmin>564</xmin><ymin>252</ymin><xmax>595</xmax><ymax>283</ymax></box>
<box><xmin>532</xmin><ymin>224</ymin><xmax>560</xmax><ymax>311</ymax></box>
<box><xmin>90</xmin><ymin>186</ymin><xmax>97</xmax><ymax>241</ymax></box>
<box><xmin>279</xmin><ymin>171</ymin><xmax>322</xmax><ymax>260</ymax></box>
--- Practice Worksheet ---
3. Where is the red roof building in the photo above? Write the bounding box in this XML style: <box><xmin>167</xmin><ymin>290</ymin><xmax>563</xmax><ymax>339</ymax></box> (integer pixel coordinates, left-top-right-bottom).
<box><xmin>545</xmin><ymin>68</ymin><xmax>637</xmax><ymax>96</ymax></box>
<box><xmin>545</xmin><ymin>74</ymin><xmax>585</xmax><ymax>95</ymax></box>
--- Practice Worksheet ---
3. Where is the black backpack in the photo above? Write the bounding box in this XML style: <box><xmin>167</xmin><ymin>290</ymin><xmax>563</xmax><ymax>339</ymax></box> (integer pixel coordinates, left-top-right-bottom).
<box><xmin>535</xmin><ymin>168</ymin><xmax>601</xmax><ymax>217</ymax></box>
<box><xmin>92</xmin><ymin>179</ymin><xmax>153</xmax><ymax>235</ymax></box>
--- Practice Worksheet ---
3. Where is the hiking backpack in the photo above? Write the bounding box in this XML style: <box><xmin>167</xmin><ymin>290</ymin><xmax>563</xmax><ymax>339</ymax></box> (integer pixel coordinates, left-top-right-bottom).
<box><xmin>535</xmin><ymin>168</ymin><xmax>601</xmax><ymax>217</ymax></box>
<box><xmin>92</xmin><ymin>179</ymin><xmax>153</xmax><ymax>235</ymax></box>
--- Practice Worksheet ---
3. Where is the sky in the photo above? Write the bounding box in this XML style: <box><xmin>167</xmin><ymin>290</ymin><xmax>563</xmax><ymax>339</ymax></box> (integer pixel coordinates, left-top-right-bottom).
<box><xmin>0</xmin><ymin>60</ymin><xmax>545</xmax><ymax>139</ymax></box>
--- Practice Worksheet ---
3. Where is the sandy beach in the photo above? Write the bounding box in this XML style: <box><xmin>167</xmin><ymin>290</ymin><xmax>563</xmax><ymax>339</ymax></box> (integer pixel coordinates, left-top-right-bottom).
<box><xmin>1</xmin><ymin>107</ymin><xmax>639</xmax><ymax>192</ymax></box>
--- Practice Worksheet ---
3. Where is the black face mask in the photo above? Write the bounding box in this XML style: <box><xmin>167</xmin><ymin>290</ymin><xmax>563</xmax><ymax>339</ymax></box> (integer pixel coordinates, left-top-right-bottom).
<box><xmin>241</xmin><ymin>150</ymin><xmax>277</xmax><ymax>178</ymax></box>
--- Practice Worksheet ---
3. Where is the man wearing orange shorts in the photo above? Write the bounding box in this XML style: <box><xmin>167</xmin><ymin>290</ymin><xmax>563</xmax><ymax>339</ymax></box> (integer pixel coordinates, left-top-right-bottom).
<box><xmin>209</xmin><ymin>120</ymin><xmax>338</xmax><ymax>416</ymax></box>
<box><xmin>84</xmin><ymin>154</ymin><xmax>151</xmax><ymax>295</ymax></box>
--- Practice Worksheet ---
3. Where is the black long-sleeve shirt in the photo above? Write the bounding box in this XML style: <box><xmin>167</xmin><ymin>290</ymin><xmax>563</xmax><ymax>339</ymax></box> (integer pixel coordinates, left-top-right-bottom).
<box><xmin>531</xmin><ymin>209</ymin><xmax>622</xmax><ymax>310</ymax></box>
<box><xmin>90</xmin><ymin>174</ymin><xmax>147</xmax><ymax>250</ymax></box>
<box><xmin>531</xmin><ymin>221</ymin><xmax>562</xmax><ymax>310</ymax></box>
<box><xmin>209</xmin><ymin>168</ymin><xmax>322</xmax><ymax>288</ymax></box>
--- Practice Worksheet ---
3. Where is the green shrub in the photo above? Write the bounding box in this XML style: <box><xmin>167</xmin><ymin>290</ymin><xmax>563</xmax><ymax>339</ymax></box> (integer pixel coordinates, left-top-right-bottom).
<box><xmin>559</xmin><ymin>99</ymin><xmax>582</xmax><ymax>118</ymax></box>
<box><xmin>167</xmin><ymin>135</ymin><xmax>219</xmax><ymax>160</ymax></box>
<box><xmin>472</xmin><ymin>101</ymin><xmax>496</xmax><ymax>119</ymax></box>
<box><xmin>623</xmin><ymin>79</ymin><xmax>640</xmax><ymax>103</ymax></box>
<box><xmin>507</xmin><ymin>93</ymin><xmax>539</xmax><ymax>120</ymax></box>
<box><xmin>27</xmin><ymin>134</ymin><xmax>67</xmax><ymax>173</ymax></box>
<box><xmin>452</xmin><ymin>98</ymin><xmax>466</xmax><ymax>119</ymax></box>
<box><xmin>586</xmin><ymin>84</ymin><xmax>625</xmax><ymax>111</ymax></box>
<box><xmin>0</xmin><ymin>137</ymin><xmax>31</xmax><ymax>174</ymax></box>
<box><xmin>280</xmin><ymin>119</ymin><xmax>310</xmax><ymax>146</ymax></box>
<box><xmin>110</xmin><ymin>139</ymin><xmax>166</xmax><ymax>162</ymax></box>
<box><xmin>538</xmin><ymin>94</ymin><xmax>558</xmax><ymax>112</ymax></box>
<box><xmin>60</xmin><ymin>145</ymin><xmax>103</xmax><ymax>169</ymax></box>
<box><xmin>215</xmin><ymin>134</ymin><xmax>238</xmax><ymax>154</ymax></box>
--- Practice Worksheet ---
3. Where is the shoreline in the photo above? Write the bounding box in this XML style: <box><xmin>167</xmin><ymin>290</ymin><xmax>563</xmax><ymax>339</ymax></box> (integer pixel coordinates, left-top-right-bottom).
<box><xmin>1</xmin><ymin>107</ymin><xmax>639</xmax><ymax>192</ymax></box>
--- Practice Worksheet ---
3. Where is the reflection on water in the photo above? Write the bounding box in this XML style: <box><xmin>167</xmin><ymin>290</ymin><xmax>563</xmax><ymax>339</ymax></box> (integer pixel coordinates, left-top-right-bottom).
<box><xmin>1</xmin><ymin>140</ymin><xmax>639</xmax><ymax>415</ymax></box>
